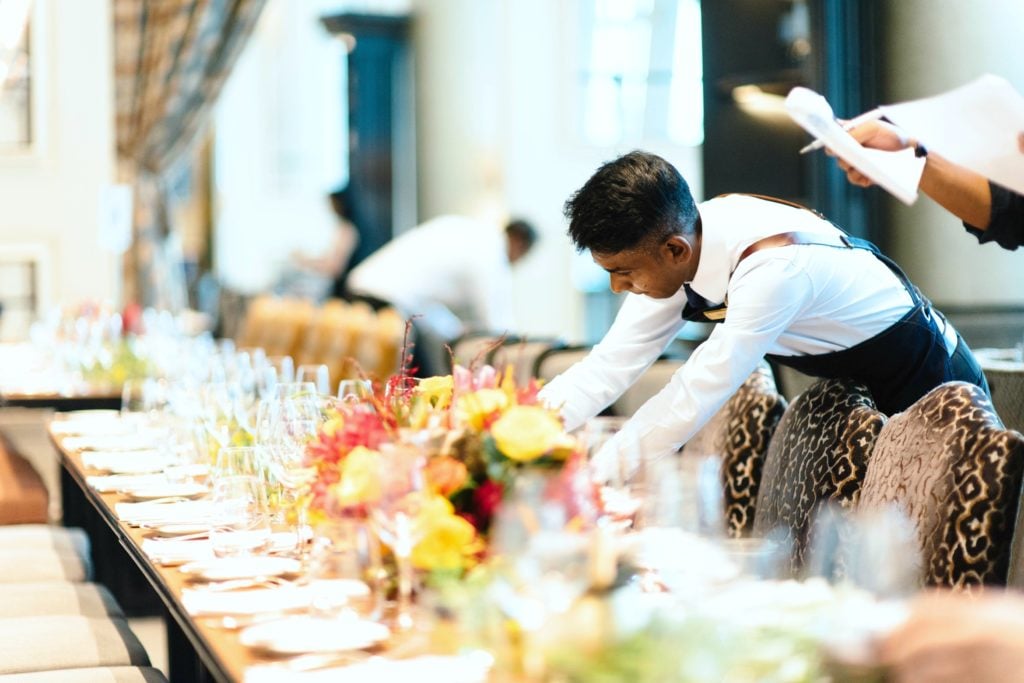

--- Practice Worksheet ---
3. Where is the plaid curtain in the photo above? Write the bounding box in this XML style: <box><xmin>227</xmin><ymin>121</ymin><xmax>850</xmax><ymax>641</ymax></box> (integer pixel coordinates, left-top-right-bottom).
<box><xmin>114</xmin><ymin>0</ymin><xmax>266</xmax><ymax>310</ymax></box>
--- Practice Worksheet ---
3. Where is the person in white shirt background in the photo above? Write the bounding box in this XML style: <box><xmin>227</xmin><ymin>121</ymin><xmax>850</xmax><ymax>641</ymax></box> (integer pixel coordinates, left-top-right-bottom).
<box><xmin>346</xmin><ymin>215</ymin><xmax>537</xmax><ymax>376</ymax></box>
<box><xmin>539</xmin><ymin>150</ymin><xmax>988</xmax><ymax>462</ymax></box>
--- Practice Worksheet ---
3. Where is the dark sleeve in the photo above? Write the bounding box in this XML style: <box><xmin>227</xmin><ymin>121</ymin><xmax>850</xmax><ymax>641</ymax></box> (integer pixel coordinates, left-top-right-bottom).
<box><xmin>963</xmin><ymin>181</ymin><xmax>1024</xmax><ymax>250</ymax></box>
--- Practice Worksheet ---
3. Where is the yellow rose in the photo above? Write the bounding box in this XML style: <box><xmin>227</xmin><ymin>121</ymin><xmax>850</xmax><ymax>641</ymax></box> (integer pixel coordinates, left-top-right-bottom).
<box><xmin>456</xmin><ymin>389</ymin><xmax>509</xmax><ymax>430</ymax></box>
<box><xmin>490</xmin><ymin>405</ymin><xmax>565</xmax><ymax>462</ymax></box>
<box><xmin>417</xmin><ymin>375</ymin><xmax>454</xmax><ymax>410</ymax></box>
<box><xmin>329</xmin><ymin>446</ymin><xmax>380</xmax><ymax>507</ymax></box>
<box><xmin>410</xmin><ymin>495</ymin><xmax>482</xmax><ymax>571</ymax></box>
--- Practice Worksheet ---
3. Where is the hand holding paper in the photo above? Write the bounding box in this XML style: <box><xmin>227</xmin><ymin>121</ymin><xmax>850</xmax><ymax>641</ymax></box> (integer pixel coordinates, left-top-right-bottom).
<box><xmin>785</xmin><ymin>86</ymin><xmax>925</xmax><ymax>205</ymax></box>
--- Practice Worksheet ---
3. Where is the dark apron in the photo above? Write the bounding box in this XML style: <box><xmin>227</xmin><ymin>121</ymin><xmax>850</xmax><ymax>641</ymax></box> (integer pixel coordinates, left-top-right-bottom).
<box><xmin>682</xmin><ymin>230</ymin><xmax>988</xmax><ymax>415</ymax></box>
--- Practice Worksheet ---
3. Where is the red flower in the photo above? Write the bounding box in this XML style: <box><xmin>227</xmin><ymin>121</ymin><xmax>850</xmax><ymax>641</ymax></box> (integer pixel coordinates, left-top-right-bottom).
<box><xmin>472</xmin><ymin>479</ymin><xmax>504</xmax><ymax>530</ymax></box>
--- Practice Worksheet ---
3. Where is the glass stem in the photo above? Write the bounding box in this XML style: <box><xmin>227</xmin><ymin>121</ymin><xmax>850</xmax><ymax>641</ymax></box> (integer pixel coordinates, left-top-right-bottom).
<box><xmin>395</xmin><ymin>547</ymin><xmax>414</xmax><ymax>630</ymax></box>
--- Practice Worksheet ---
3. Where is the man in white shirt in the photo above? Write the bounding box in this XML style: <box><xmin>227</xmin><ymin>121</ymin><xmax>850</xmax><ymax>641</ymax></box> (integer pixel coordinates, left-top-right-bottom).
<box><xmin>540</xmin><ymin>151</ymin><xmax>988</xmax><ymax>460</ymax></box>
<box><xmin>347</xmin><ymin>215</ymin><xmax>536</xmax><ymax>374</ymax></box>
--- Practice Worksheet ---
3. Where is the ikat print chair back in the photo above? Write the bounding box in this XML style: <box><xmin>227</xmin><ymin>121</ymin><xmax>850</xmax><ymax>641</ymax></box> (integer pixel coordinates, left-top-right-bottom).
<box><xmin>753</xmin><ymin>378</ymin><xmax>886</xmax><ymax>572</ymax></box>
<box><xmin>858</xmin><ymin>381</ymin><xmax>1024</xmax><ymax>588</ymax></box>
<box><xmin>682</xmin><ymin>364</ymin><xmax>787</xmax><ymax>537</ymax></box>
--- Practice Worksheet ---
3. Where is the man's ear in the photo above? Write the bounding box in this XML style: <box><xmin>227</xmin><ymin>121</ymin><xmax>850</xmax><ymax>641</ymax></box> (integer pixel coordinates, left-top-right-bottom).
<box><xmin>663</xmin><ymin>234</ymin><xmax>693</xmax><ymax>263</ymax></box>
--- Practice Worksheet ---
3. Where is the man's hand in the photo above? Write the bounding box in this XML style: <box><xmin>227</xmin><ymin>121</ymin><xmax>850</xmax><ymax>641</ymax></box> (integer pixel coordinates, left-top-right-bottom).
<box><xmin>829</xmin><ymin>119</ymin><xmax>911</xmax><ymax>188</ymax></box>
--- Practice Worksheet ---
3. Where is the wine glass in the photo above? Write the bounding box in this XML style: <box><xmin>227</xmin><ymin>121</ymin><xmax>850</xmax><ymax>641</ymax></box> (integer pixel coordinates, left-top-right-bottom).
<box><xmin>337</xmin><ymin>378</ymin><xmax>373</xmax><ymax>404</ymax></box>
<box><xmin>209</xmin><ymin>474</ymin><xmax>273</xmax><ymax>558</ymax></box>
<box><xmin>370</xmin><ymin>443</ymin><xmax>427</xmax><ymax>631</ymax></box>
<box><xmin>296</xmin><ymin>363</ymin><xmax>331</xmax><ymax>396</ymax></box>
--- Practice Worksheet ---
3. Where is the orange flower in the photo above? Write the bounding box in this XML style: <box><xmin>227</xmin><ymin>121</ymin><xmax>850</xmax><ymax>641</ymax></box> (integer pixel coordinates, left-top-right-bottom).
<box><xmin>424</xmin><ymin>455</ymin><xmax>469</xmax><ymax>497</ymax></box>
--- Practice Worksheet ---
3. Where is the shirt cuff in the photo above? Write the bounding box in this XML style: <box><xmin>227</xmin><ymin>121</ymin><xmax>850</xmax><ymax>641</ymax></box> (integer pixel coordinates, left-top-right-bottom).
<box><xmin>963</xmin><ymin>181</ymin><xmax>1024</xmax><ymax>251</ymax></box>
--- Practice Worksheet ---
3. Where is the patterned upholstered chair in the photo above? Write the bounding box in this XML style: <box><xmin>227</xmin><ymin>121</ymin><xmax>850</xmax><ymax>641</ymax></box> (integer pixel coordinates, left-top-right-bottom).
<box><xmin>0</xmin><ymin>668</ymin><xmax>168</xmax><ymax>682</ymax></box>
<box><xmin>0</xmin><ymin>615</ymin><xmax>151</xmax><ymax>675</ymax></box>
<box><xmin>858</xmin><ymin>382</ymin><xmax>1024</xmax><ymax>588</ymax></box>
<box><xmin>752</xmin><ymin>378</ymin><xmax>886</xmax><ymax>571</ymax></box>
<box><xmin>683</xmin><ymin>364</ymin><xmax>787</xmax><ymax>537</ymax></box>
<box><xmin>984</xmin><ymin>365</ymin><xmax>1024</xmax><ymax>434</ymax></box>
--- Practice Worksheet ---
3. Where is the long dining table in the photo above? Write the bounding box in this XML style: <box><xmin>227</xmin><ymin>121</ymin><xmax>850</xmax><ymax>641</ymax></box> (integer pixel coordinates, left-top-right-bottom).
<box><xmin>49</xmin><ymin>414</ymin><xmax>490</xmax><ymax>683</ymax></box>
<box><xmin>52</xmin><ymin>423</ymin><xmax>254</xmax><ymax>682</ymax></box>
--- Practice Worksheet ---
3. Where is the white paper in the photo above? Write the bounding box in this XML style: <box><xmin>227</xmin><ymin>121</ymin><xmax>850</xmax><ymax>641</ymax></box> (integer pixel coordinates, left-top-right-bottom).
<box><xmin>880</xmin><ymin>74</ymin><xmax>1024</xmax><ymax>196</ymax></box>
<box><xmin>786</xmin><ymin>87</ymin><xmax>925</xmax><ymax>205</ymax></box>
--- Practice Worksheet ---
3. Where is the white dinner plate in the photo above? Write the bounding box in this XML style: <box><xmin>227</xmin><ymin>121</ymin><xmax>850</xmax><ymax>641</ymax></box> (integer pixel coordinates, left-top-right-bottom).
<box><xmin>239</xmin><ymin>615</ymin><xmax>390</xmax><ymax>655</ymax></box>
<box><xmin>179</xmin><ymin>557</ymin><xmax>303</xmax><ymax>581</ymax></box>
<box><xmin>120</xmin><ymin>483</ymin><xmax>209</xmax><ymax>502</ymax></box>
<box><xmin>147</xmin><ymin>523</ymin><xmax>212</xmax><ymax>538</ymax></box>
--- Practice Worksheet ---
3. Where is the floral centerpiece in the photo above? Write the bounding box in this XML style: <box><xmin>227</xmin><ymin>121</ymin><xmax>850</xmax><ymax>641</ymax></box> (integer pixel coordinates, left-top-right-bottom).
<box><xmin>301</xmin><ymin>362</ymin><xmax>589</xmax><ymax>573</ymax></box>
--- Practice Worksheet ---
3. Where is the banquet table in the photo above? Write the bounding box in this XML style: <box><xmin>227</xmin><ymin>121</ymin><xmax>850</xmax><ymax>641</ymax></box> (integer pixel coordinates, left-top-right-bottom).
<box><xmin>52</xmin><ymin>424</ymin><xmax>248</xmax><ymax>682</ymax></box>
<box><xmin>49</xmin><ymin>417</ymin><xmax>487</xmax><ymax>683</ymax></box>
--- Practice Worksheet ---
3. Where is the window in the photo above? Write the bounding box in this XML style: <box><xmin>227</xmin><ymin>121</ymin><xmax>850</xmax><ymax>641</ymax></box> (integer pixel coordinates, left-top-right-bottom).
<box><xmin>576</xmin><ymin>0</ymin><xmax>703</xmax><ymax>147</ymax></box>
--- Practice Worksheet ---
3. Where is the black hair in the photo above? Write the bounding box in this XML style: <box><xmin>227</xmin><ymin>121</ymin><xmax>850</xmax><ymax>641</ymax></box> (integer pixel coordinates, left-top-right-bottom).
<box><xmin>328</xmin><ymin>186</ymin><xmax>354</xmax><ymax>221</ymax></box>
<box><xmin>563</xmin><ymin>150</ymin><xmax>699</xmax><ymax>254</ymax></box>
<box><xmin>505</xmin><ymin>219</ymin><xmax>539</xmax><ymax>252</ymax></box>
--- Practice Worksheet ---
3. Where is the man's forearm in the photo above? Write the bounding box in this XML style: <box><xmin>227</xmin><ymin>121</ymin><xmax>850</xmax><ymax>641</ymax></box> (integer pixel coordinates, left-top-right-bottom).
<box><xmin>918</xmin><ymin>152</ymin><xmax>992</xmax><ymax>229</ymax></box>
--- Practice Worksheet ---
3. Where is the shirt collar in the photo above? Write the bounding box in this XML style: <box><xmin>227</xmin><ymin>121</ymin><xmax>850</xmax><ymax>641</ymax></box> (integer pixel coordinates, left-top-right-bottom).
<box><xmin>686</xmin><ymin>205</ymin><xmax>731</xmax><ymax>306</ymax></box>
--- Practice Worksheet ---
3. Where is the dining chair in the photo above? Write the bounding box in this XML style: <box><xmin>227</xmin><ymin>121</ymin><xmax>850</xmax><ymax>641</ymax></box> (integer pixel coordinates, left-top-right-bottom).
<box><xmin>0</xmin><ymin>667</ymin><xmax>168</xmax><ymax>682</ymax></box>
<box><xmin>0</xmin><ymin>524</ymin><xmax>91</xmax><ymax>582</ymax></box>
<box><xmin>858</xmin><ymin>381</ymin><xmax>1024</xmax><ymax>588</ymax></box>
<box><xmin>752</xmin><ymin>378</ymin><xmax>886</xmax><ymax>572</ymax></box>
<box><xmin>0</xmin><ymin>615</ymin><xmax>152</xmax><ymax>675</ymax></box>
<box><xmin>683</xmin><ymin>364</ymin><xmax>787</xmax><ymax>537</ymax></box>
<box><xmin>448</xmin><ymin>332</ymin><xmax>512</xmax><ymax>371</ymax></box>
<box><xmin>983</xmin><ymin>365</ymin><xmax>1024</xmax><ymax>434</ymax></box>
<box><xmin>490</xmin><ymin>337</ymin><xmax>565</xmax><ymax>387</ymax></box>
<box><xmin>532</xmin><ymin>345</ymin><xmax>592</xmax><ymax>386</ymax></box>
<box><xmin>611</xmin><ymin>358</ymin><xmax>686</xmax><ymax>418</ymax></box>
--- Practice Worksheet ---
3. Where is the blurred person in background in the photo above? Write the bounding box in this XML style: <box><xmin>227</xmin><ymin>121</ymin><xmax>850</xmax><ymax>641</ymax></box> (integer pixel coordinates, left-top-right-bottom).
<box><xmin>346</xmin><ymin>215</ymin><xmax>537</xmax><ymax>376</ymax></box>
<box><xmin>836</xmin><ymin>120</ymin><xmax>1024</xmax><ymax>250</ymax></box>
<box><xmin>278</xmin><ymin>187</ymin><xmax>360</xmax><ymax>301</ymax></box>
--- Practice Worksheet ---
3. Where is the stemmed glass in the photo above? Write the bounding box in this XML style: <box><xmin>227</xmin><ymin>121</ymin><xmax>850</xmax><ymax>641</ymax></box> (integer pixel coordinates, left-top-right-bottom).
<box><xmin>488</xmin><ymin>471</ymin><xmax>592</xmax><ymax>679</ymax></box>
<box><xmin>296</xmin><ymin>363</ymin><xmax>331</xmax><ymax>395</ymax></box>
<box><xmin>370</xmin><ymin>443</ymin><xmax>427</xmax><ymax>631</ymax></box>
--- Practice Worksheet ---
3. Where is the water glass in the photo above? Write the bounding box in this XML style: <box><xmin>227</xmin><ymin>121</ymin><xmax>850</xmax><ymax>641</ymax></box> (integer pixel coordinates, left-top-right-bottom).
<box><xmin>214</xmin><ymin>445</ymin><xmax>266</xmax><ymax>479</ymax></box>
<box><xmin>337</xmin><ymin>378</ymin><xmax>373</xmax><ymax>404</ymax></box>
<box><xmin>308</xmin><ymin>519</ymin><xmax>385</xmax><ymax>620</ymax></box>
<box><xmin>210</xmin><ymin>475</ymin><xmax>273</xmax><ymax>558</ymax></box>
<box><xmin>296</xmin><ymin>364</ymin><xmax>331</xmax><ymax>395</ymax></box>
<box><xmin>267</xmin><ymin>355</ymin><xmax>295</xmax><ymax>384</ymax></box>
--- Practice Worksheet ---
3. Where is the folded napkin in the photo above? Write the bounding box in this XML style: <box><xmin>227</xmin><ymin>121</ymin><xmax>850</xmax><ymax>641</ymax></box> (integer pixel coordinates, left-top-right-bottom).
<box><xmin>143</xmin><ymin>532</ymin><xmax>297</xmax><ymax>566</ymax></box>
<box><xmin>86</xmin><ymin>473</ymin><xmax>168</xmax><ymax>493</ymax></box>
<box><xmin>184</xmin><ymin>585</ymin><xmax>306</xmax><ymax>617</ymax></box>
<box><xmin>244</xmin><ymin>652</ymin><xmax>493</xmax><ymax>683</ymax></box>
<box><xmin>81</xmin><ymin>451</ymin><xmax>172</xmax><ymax>475</ymax></box>
<box><xmin>63</xmin><ymin>434</ymin><xmax>161</xmax><ymax>452</ymax></box>
<box><xmin>50</xmin><ymin>418</ymin><xmax>132</xmax><ymax>437</ymax></box>
<box><xmin>141</xmin><ymin>538</ymin><xmax>216</xmax><ymax>566</ymax></box>
<box><xmin>115</xmin><ymin>500</ymin><xmax>216</xmax><ymax>526</ymax></box>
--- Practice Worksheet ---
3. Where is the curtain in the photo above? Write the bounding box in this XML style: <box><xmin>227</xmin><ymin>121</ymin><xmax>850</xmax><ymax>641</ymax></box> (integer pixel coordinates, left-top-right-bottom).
<box><xmin>113</xmin><ymin>0</ymin><xmax>266</xmax><ymax>310</ymax></box>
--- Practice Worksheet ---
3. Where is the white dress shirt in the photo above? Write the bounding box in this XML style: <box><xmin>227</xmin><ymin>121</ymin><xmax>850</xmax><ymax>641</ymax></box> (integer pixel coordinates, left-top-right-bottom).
<box><xmin>346</xmin><ymin>215</ymin><xmax>516</xmax><ymax>339</ymax></box>
<box><xmin>540</xmin><ymin>194</ymin><xmax>955</xmax><ymax>460</ymax></box>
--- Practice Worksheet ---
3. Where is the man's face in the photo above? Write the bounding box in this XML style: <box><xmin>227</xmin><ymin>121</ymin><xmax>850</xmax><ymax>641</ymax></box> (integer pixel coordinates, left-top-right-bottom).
<box><xmin>592</xmin><ymin>234</ymin><xmax>698</xmax><ymax>299</ymax></box>
<box><xmin>507</xmin><ymin>235</ymin><xmax>529</xmax><ymax>265</ymax></box>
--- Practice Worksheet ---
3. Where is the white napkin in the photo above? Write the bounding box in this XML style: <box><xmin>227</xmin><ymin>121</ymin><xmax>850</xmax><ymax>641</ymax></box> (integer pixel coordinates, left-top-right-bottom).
<box><xmin>243</xmin><ymin>652</ymin><xmax>493</xmax><ymax>683</ymax></box>
<box><xmin>115</xmin><ymin>500</ymin><xmax>216</xmax><ymax>525</ymax></box>
<box><xmin>182</xmin><ymin>580</ymin><xmax>366</xmax><ymax>616</ymax></box>
<box><xmin>142</xmin><ymin>538</ymin><xmax>216</xmax><ymax>565</ymax></box>
<box><xmin>142</xmin><ymin>532</ymin><xmax>298</xmax><ymax>566</ymax></box>
<box><xmin>87</xmin><ymin>473</ymin><xmax>168</xmax><ymax>493</ymax></box>
<box><xmin>51</xmin><ymin>418</ymin><xmax>130</xmax><ymax>436</ymax></box>
<box><xmin>63</xmin><ymin>433</ymin><xmax>161</xmax><ymax>452</ymax></box>
<box><xmin>81</xmin><ymin>450</ymin><xmax>172</xmax><ymax>474</ymax></box>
